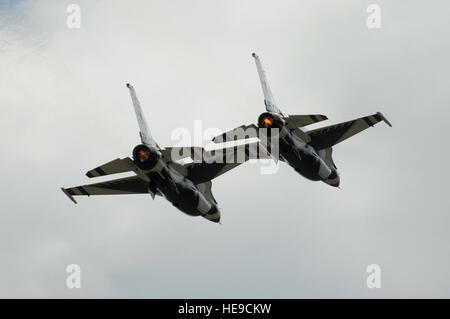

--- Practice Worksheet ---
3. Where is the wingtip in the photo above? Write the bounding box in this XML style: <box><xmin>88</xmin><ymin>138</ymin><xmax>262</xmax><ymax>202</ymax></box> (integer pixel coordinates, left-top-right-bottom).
<box><xmin>377</xmin><ymin>112</ymin><xmax>392</xmax><ymax>127</ymax></box>
<box><xmin>61</xmin><ymin>187</ymin><xmax>77</xmax><ymax>204</ymax></box>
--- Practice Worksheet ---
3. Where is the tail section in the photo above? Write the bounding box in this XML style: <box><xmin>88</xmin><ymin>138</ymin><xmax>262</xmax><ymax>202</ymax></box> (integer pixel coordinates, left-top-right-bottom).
<box><xmin>126</xmin><ymin>83</ymin><xmax>160</xmax><ymax>149</ymax></box>
<box><xmin>252</xmin><ymin>53</ymin><xmax>283</xmax><ymax>115</ymax></box>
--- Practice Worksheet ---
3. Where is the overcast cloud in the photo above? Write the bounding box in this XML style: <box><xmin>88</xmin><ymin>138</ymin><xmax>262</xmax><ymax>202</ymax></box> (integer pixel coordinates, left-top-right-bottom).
<box><xmin>0</xmin><ymin>0</ymin><xmax>449</xmax><ymax>298</ymax></box>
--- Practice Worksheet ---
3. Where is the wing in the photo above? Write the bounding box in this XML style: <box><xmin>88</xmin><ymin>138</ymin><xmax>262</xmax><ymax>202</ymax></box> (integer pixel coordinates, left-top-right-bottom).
<box><xmin>211</xmin><ymin>124</ymin><xmax>285</xmax><ymax>162</ymax></box>
<box><xmin>61</xmin><ymin>175</ymin><xmax>158</xmax><ymax>204</ymax></box>
<box><xmin>307</xmin><ymin>112</ymin><xmax>392</xmax><ymax>150</ymax></box>
<box><xmin>185</xmin><ymin>143</ymin><xmax>269</xmax><ymax>184</ymax></box>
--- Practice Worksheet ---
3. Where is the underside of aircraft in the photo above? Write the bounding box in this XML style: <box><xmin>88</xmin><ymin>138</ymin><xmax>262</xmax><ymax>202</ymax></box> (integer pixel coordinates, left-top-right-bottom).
<box><xmin>61</xmin><ymin>84</ymin><xmax>263</xmax><ymax>223</ymax></box>
<box><xmin>62</xmin><ymin>53</ymin><xmax>392</xmax><ymax>223</ymax></box>
<box><xmin>212</xmin><ymin>53</ymin><xmax>392</xmax><ymax>187</ymax></box>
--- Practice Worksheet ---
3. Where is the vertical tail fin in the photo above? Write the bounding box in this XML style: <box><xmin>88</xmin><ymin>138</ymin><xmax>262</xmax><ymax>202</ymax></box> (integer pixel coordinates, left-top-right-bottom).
<box><xmin>252</xmin><ymin>53</ymin><xmax>283</xmax><ymax>115</ymax></box>
<box><xmin>126</xmin><ymin>83</ymin><xmax>160</xmax><ymax>149</ymax></box>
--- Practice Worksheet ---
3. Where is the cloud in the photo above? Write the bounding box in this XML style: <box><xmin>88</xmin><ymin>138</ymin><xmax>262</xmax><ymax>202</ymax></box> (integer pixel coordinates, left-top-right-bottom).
<box><xmin>0</xmin><ymin>0</ymin><xmax>449</xmax><ymax>297</ymax></box>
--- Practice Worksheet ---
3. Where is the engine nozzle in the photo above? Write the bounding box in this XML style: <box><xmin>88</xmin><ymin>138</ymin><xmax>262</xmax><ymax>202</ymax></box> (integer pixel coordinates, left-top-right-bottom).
<box><xmin>257</xmin><ymin>112</ymin><xmax>285</xmax><ymax>129</ymax></box>
<box><xmin>132</xmin><ymin>144</ymin><xmax>160</xmax><ymax>170</ymax></box>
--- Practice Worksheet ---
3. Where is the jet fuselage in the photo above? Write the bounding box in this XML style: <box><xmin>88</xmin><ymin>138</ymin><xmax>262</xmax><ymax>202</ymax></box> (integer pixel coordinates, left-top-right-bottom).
<box><xmin>135</xmin><ymin>147</ymin><xmax>221</xmax><ymax>223</ymax></box>
<box><xmin>149</xmin><ymin>165</ymin><xmax>220</xmax><ymax>220</ymax></box>
<box><xmin>259</xmin><ymin>113</ymin><xmax>340</xmax><ymax>187</ymax></box>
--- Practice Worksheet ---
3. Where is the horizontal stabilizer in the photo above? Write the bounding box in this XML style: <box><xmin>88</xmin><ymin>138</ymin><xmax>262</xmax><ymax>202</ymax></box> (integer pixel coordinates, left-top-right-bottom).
<box><xmin>160</xmin><ymin>146</ymin><xmax>205</xmax><ymax>163</ymax></box>
<box><xmin>85</xmin><ymin>157</ymin><xmax>135</xmax><ymax>178</ymax></box>
<box><xmin>285</xmin><ymin>114</ymin><xmax>328</xmax><ymax>127</ymax></box>
<box><xmin>212</xmin><ymin>124</ymin><xmax>259</xmax><ymax>143</ymax></box>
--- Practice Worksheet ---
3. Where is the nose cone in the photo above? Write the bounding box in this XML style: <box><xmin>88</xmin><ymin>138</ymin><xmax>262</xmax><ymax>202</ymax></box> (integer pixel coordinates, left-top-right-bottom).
<box><xmin>203</xmin><ymin>205</ymin><xmax>221</xmax><ymax>223</ymax></box>
<box><xmin>330</xmin><ymin>180</ymin><xmax>340</xmax><ymax>188</ymax></box>
<box><xmin>211</xmin><ymin>216</ymin><xmax>221</xmax><ymax>223</ymax></box>
<box><xmin>209</xmin><ymin>210</ymin><xmax>221</xmax><ymax>223</ymax></box>
<box><xmin>324</xmin><ymin>172</ymin><xmax>340</xmax><ymax>188</ymax></box>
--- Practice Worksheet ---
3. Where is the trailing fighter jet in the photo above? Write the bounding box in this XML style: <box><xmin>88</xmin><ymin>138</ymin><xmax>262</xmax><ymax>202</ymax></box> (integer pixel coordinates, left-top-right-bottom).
<box><xmin>61</xmin><ymin>84</ymin><xmax>258</xmax><ymax>223</ymax></box>
<box><xmin>212</xmin><ymin>53</ymin><xmax>392</xmax><ymax>187</ymax></box>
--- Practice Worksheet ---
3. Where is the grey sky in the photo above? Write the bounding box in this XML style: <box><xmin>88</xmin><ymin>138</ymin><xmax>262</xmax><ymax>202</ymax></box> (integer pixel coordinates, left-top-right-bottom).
<box><xmin>0</xmin><ymin>0</ymin><xmax>449</xmax><ymax>298</ymax></box>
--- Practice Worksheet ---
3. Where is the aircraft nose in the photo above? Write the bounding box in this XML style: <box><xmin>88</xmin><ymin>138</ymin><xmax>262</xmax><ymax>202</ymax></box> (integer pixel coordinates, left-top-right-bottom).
<box><xmin>330</xmin><ymin>180</ymin><xmax>340</xmax><ymax>187</ymax></box>
<box><xmin>329</xmin><ymin>176</ymin><xmax>340</xmax><ymax>187</ymax></box>
<box><xmin>324</xmin><ymin>172</ymin><xmax>340</xmax><ymax>188</ymax></box>
<box><xmin>204</xmin><ymin>205</ymin><xmax>221</xmax><ymax>223</ymax></box>
<box><xmin>211</xmin><ymin>217</ymin><xmax>221</xmax><ymax>223</ymax></box>
<box><xmin>210</xmin><ymin>209</ymin><xmax>221</xmax><ymax>223</ymax></box>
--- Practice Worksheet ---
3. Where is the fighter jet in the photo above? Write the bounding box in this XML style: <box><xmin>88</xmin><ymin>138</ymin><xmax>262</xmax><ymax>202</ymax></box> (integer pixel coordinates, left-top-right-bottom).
<box><xmin>61</xmin><ymin>83</ymin><xmax>258</xmax><ymax>223</ymax></box>
<box><xmin>212</xmin><ymin>53</ymin><xmax>392</xmax><ymax>187</ymax></box>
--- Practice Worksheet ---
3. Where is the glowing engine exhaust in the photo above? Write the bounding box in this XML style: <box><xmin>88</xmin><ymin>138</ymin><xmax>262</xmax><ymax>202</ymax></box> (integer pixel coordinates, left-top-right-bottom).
<box><xmin>257</xmin><ymin>112</ymin><xmax>285</xmax><ymax>129</ymax></box>
<box><xmin>132</xmin><ymin>144</ymin><xmax>160</xmax><ymax>170</ymax></box>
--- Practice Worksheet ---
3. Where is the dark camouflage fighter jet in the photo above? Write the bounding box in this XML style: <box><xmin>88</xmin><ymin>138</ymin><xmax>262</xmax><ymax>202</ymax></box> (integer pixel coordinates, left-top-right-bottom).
<box><xmin>62</xmin><ymin>84</ymin><xmax>258</xmax><ymax>223</ymax></box>
<box><xmin>213</xmin><ymin>53</ymin><xmax>392</xmax><ymax>187</ymax></box>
